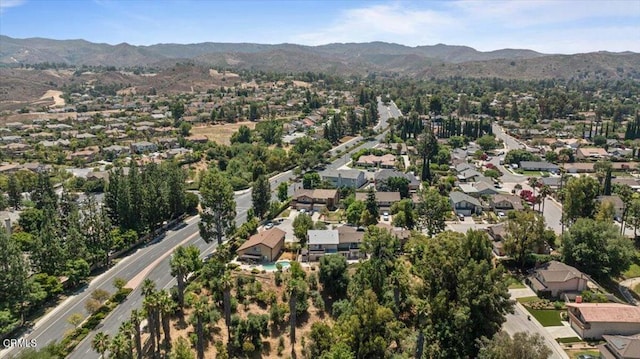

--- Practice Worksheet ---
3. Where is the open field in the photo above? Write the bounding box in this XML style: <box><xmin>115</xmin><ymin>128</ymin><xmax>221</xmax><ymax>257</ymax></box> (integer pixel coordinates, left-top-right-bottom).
<box><xmin>191</xmin><ymin>121</ymin><xmax>257</xmax><ymax>145</ymax></box>
<box><xmin>40</xmin><ymin>90</ymin><xmax>65</xmax><ymax>107</ymax></box>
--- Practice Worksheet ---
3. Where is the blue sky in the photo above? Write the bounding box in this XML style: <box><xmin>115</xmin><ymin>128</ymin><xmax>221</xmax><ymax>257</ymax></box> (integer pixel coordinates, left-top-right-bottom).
<box><xmin>1</xmin><ymin>0</ymin><xmax>639</xmax><ymax>53</ymax></box>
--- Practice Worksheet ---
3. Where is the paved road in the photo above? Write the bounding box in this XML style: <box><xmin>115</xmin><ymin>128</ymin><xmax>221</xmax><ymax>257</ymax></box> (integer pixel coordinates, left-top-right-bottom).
<box><xmin>67</xmin><ymin>98</ymin><xmax>398</xmax><ymax>358</ymax></box>
<box><xmin>503</xmin><ymin>289</ymin><xmax>570</xmax><ymax>359</ymax></box>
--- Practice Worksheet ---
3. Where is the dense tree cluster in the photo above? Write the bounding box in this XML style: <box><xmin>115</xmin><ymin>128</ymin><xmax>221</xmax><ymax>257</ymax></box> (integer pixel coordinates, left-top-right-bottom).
<box><xmin>105</xmin><ymin>161</ymin><xmax>193</xmax><ymax>233</ymax></box>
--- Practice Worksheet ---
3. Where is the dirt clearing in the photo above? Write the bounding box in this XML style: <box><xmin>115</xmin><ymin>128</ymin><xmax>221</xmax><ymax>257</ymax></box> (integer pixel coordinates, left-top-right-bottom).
<box><xmin>191</xmin><ymin>121</ymin><xmax>256</xmax><ymax>145</ymax></box>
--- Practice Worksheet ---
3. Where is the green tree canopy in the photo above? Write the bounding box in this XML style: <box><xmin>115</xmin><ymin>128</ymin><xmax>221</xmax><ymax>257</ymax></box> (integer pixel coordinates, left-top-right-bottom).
<box><xmin>561</xmin><ymin>218</ymin><xmax>634</xmax><ymax>279</ymax></box>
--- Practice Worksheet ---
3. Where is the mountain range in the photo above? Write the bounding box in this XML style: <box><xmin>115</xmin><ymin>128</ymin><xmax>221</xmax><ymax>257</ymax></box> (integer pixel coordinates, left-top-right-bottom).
<box><xmin>1</xmin><ymin>36</ymin><xmax>639</xmax><ymax>81</ymax></box>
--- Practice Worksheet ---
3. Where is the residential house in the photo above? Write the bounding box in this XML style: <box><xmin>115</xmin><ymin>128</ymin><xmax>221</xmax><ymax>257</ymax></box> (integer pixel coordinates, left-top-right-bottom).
<box><xmin>282</xmin><ymin>132</ymin><xmax>307</xmax><ymax>145</ymax></box>
<box><xmin>598</xmin><ymin>195</ymin><xmax>625</xmax><ymax>221</ymax></box>
<box><xmin>374</xmin><ymin>169</ymin><xmax>420</xmax><ymax>192</ymax></box>
<box><xmin>563</xmin><ymin>163</ymin><xmax>595</xmax><ymax>173</ymax></box>
<box><xmin>457</xmin><ymin>168</ymin><xmax>484</xmax><ymax>182</ymax></box>
<box><xmin>449</xmin><ymin>191</ymin><xmax>482</xmax><ymax>216</ymax></box>
<box><xmin>577</xmin><ymin>147</ymin><xmax>609</xmax><ymax>160</ymax></box>
<box><xmin>490</xmin><ymin>194</ymin><xmax>524</xmax><ymax>212</ymax></box>
<box><xmin>291</xmin><ymin>189</ymin><xmax>339</xmax><ymax>211</ymax></box>
<box><xmin>157</xmin><ymin>137</ymin><xmax>180</xmax><ymax>149</ymax></box>
<box><xmin>236</xmin><ymin>228</ymin><xmax>285</xmax><ymax>262</ymax></box>
<box><xmin>567</xmin><ymin>303</ymin><xmax>640</xmax><ymax>340</ymax></box>
<box><xmin>458</xmin><ymin>182</ymin><xmax>499</xmax><ymax>197</ymax></box>
<box><xmin>306</xmin><ymin>229</ymin><xmax>340</xmax><ymax>261</ymax></box>
<box><xmin>21</xmin><ymin>163</ymin><xmax>52</xmax><ymax>173</ymax></box>
<box><xmin>612</xmin><ymin>178</ymin><xmax>640</xmax><ymax>191</ymax></box>
<box><xmin>355</xmin><ymin>154</ymin><xmax>396</xmax><ymax>169</ymax></box>
<box><xmin>336</xmin><ymin>226</ymin><xmax>365</xmax><ymax>260</ymax></box>
<box><xmin>185</xmin><ymin>134</ymin><xmax>208</xmax><ymax>144</ymax></box>
<box><xmin>487</xmin><ymin>222</ymin><xmax>507</xmax><ymax>256</ymax></box>
<box><xmin>519</xmin><ymin>161</ymin><xmax>560</xmax><ymax>173</ymax></box>
<box><xmin>0</xmin><ymin>163</ymin><xmax>22</xmax><ymax>174</ymax></box>
<box><xmin>540</xmin><ymin>176</ymin><xmax>561</xmax><ymax>189</ymax></box>
<box><xmin>130</xmin><ymin>141</ymin><xmax>158</xmax><ymax>154</ymax></box>
<box><xmin>375</xmin><ymin>222</ymin><xmax>411</xmax><ymax>246</ymax></box>
<box><xmin>76</xmin><ymin>133</ymin><xmax>97</xmax><ymax>140</ymax></box>
<box><xmin>102</xmin><ymin>145</ymin><xmax>130</xmax><ymax>157</ymax></box>
<box><xmin>598</xmin><ymin>333</ymin><xmax>640</xmax><ymax>359</ymax></box>
<box><xmin>320</xmin><ymin>169</ymin><xmax>366</xmax><ymax>188</ymax></box>
<box><xmin>67</xmin><ymin>147</ymin><xmax>100</xmax><ymax>162</ymax></box>
<box><xmin>528</xmin><ymin>261</ymin><xmax>590</xmax><ymax>298</ymax></box>
<box><xmin>0</xmin><ymin>135</ymin><xmax>22</xmax><ymax>144</ymax></box>
<box><xmin>354</xmin><ymin>191</ymin><xmax>401</xmax><ymax>210</ymax></box>
<box><xmin>304</xmin><ymin>226</ymin><xmax>365</xmax><ymax>261</ymax></box>
<box><xmin>163</xmin><ymin>147</ymin><xmax>192</xmax><ymax>159</ymax></box>
<box><xmin>609</xmin><ymin>148</ymin><xmax>634</xmax><ymax>159</ymax></box>
<box><xmin>612</xmin><ymin>162</ymin><xmax>639</xmax><ymax>172</ymax></box>
<box><xmin>2</xmin><ymin>143</ymin><xmax>30</xmax><ymax>155</ymax></box>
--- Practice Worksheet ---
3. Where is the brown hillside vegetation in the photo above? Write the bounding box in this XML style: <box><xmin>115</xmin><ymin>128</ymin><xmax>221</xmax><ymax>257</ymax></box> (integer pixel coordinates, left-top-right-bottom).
<box><xmin>152</xmin><ymin>266</ymin><xmax>329</xmax><ymax>359</ymax></box>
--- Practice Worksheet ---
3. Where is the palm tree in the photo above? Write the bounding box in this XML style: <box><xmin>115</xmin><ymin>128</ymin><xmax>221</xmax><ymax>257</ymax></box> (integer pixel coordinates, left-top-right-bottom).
<box><xmin>221</xmin><ymin>272</ymin><xmax>233</xmax><ymax>350</ymax></box>
<box><xmin>118</xmin><ymin>321</ymin><xmax>134</xmax><ymax>359</ymax></box>
<box><xmin>92</xmin><ymin>332</ymin><xmax>110</xmax><ymax>359</ymax></box>
<box><xmin>170</xmin><ymin>246</ymin><xmax>201</xmax><ymax>309</ymax></box>
<box><xmin>130</xmin><ymin>309</ymin><xmax>144</xmax><ymax>359</ymax></box>
<box><xmin>527</xmin><ymin>177</ymin><xmax>539</xmax><ymax>210</ymax></box>
<box><xmin>142</xmin><ymin>278</ymin><xmax>156</xmax><ymax>298</ymax></box>
<box><xmin>191</xmin><ymin>297</ymin><xmax>208</xmax><ymax>359</ymax></box>
<box><xmin>414</xmin><ymin>300</ymin><xmax>429</xmax><ymax>359</ymax></box>
<box><xmin>109</xmin><ymin>333</ymin><xmax>128</xmax><ymax>359</ymax></box>
<box><xmin>143</xmin><ymin>292</ymin><xmax>160</xmax><ymax>358</ymax></box>
<box><xmin>539</xmin><ymin>185</ymin><xmax>551</xmax><ymax>214</ymax></box>
<box><xmin>158</xmin><ymin>290</ymin><xmax>175</xmax><ymax>352</ymax></box>
<box><xmin>288</xmin><ymin>279</ymin><xmax>300</xmax><ymax>358</ymax></box>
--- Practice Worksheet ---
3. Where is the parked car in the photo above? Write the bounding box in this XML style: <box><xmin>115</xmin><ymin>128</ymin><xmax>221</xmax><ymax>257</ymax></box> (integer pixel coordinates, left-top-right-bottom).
<box><xmin>498</xmin><ymin>212</ymin><xmax>506</xmax><ymax>218</ymax></box>
<box><xmin>383</xmin><ymin>212</ymin><xmax>389</xmax><ymax>221</ymax></box>
<box><xmin>265</xmin><ymin>222</ymin><xmax>274</xmax><ymax>229</ymax></box>
<box><xmin>458</xmin><ymin>213</ymin><xmax>465</xmax><ymax>221</ymax></box>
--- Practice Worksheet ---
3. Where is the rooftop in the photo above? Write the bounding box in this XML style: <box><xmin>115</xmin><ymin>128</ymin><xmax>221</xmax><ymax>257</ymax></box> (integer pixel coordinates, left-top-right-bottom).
<box><xmin>237</xmin><ymin>228</ymin><xmax>286</xmax><ymax>251</ymax></box>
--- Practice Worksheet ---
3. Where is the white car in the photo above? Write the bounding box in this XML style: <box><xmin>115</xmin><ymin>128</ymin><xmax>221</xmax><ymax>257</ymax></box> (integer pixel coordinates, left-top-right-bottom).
<box><xmin>498</xmin><ymin>212</ymin><xmax>506</xmax><ymax>218</ymax></box>
<box><xmin>383</xmin><ymin>212</ymin><xmax>389</xmax><ymax>221</ymax></box>
<box><xmin>265</xmin><ymin>222</ymin><xmax>274</xmax><ymax>229</ymax></box>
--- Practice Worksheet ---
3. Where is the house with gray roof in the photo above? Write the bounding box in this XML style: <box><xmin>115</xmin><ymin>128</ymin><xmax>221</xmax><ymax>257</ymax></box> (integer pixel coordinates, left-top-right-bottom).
<box><xmin>520</xmin><ymin>161</ymin><xmax>559</xmax><ymax>173</ymax></box>
<box><xmin>449</xmin><ymin>191</ymin><xmax>481</xmax><ymax>216</ymax></box>
<box><xmin>528</xmin><ymin>260</ymin><xmax>590</xmax><ymax>298</ymax></box>
<box><xmin>374</xmin><ymin>169</ymin><xmax>421</xmax><ymax>192</ymax></box>
<box><xmin>458</xmin><ymin>182</ymin><xmax>499</xmax><ymax>197</ymax></box>
<box><xmin>598</xmin><ymin>334</ymin><xmax>640</xmax><ymax>359</ymax></box>
<box><xmin>320</xmin><ymin>169</ymin><xmax>366</xmax><ymax>188</ymax></box>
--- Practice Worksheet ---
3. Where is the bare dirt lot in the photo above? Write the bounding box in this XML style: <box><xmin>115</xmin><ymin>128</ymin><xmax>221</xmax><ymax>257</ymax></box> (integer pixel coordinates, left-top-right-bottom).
<box><xmin>39</xmin><ymin>90</ymin><xmax>66</xmax><ymax>107</ymax></box>
<box><xmin>191</xmin><ymin>121</ymin><xmax>257</xmax><ymax>145</ymax></box>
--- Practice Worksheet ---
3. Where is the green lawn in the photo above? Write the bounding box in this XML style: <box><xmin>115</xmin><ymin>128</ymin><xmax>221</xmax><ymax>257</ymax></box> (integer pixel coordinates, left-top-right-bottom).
<box><xmin>517</xmin><ymin>298</ymin><xmax>564</xmax><ymax>326</ymax></box>
<box><xmin>505</xmin><ymin>275</ymin><xmax>525</xmax><ymax>289</ymax></box>
<box><xmin>527</xmin><ymin>309</ymin><xmax>563</xmax><ymax>326</ymax></box>
<box><xmin>516</xmin><ymin>296</ymin><xmax>539</xmax><ymax>303</ymax></box>
<box><xmin>556</xmin><ymin>337</ymin><xmax>581</xmax><ymax>344</ymax></box>
<box><xmin>624</xmin><ymin>263</ymin><xmax>640</xmax><ymax>279</ymax></box>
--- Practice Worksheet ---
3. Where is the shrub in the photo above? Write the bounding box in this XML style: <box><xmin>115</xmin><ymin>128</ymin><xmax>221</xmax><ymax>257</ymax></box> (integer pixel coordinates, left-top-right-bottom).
<box><xmin>277</xmin><ymin>336</ymin><xmax>285</xmax><ymax>356</ymax></box>
<box><xmin>242</xmin><ymin>341</ymin><xmax>256</xmax><ymax>353</ymax></box>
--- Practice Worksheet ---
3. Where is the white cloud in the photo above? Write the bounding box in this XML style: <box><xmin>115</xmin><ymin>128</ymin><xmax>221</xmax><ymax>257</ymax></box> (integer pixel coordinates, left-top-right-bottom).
<box><xmin>0</xmin><ymin>0</ymin><xmax>25</xmax><ymax>14</ymax></box>
<box><xmin>292</xmin><ymin>0</ymin><xmax>640</xmax><ymax>53</ymax></box>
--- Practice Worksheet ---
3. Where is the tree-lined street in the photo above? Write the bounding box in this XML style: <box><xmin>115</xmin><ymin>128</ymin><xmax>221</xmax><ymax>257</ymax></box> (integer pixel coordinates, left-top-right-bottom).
<box><xmin>3</xmin><ymin>98</ymin><xmax>400</xmax><ymax>359</ymax></box>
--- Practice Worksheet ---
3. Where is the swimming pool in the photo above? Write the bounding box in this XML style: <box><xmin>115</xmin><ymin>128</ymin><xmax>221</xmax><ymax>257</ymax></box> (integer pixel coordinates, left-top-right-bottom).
<box><xmin>261</xmin><ymin>260</ymin><xmax>291</xmax><ymax>271</ymax></box>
